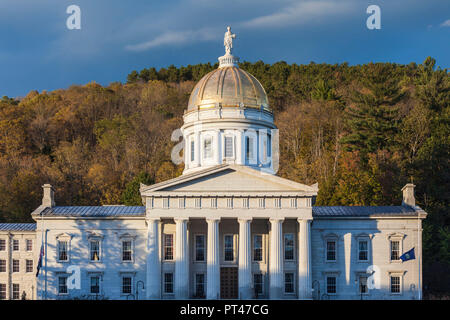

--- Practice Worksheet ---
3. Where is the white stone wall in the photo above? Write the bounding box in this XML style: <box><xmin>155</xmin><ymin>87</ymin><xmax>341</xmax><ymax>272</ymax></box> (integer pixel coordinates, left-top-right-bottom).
<box><xmin>311</xmin><ymin>217</ymin><xmax>422</xmax><ymax>300</ymax></box>
<box><xmin>29</xmin><ymin>213</ymin><xmax>423</xmax><ymax>300</ymax></box>
<box><xmin>35</xmin><ymin>217</ymin><xmax>147</xmax><ymax>300</ymax></box>
<box><xmin>0</xmin><ymin>231</ymin><xmax>37</xmax><ymax>300</ymax></box>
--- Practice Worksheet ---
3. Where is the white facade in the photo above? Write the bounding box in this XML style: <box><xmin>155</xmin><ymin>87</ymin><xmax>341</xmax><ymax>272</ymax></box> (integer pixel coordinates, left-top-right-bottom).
<box><xmin>0</xmin><ymin>225</ymin><xmax>37</xmax><ymax>300</ymax></box>
<box><xmin>2</xmin><ymin>30</ymin><xmax>427</xmax><ymax>300</ymax></box>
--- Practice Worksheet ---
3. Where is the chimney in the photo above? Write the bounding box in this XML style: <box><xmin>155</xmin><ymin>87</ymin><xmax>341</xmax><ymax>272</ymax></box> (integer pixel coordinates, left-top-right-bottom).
<box><xmin>42</xmin><ymin>184</ymin><xmax>55</xmax><ymax>207</ymax></box>
<box><xmin>401</xmin><ymin>183</ymin><xmax>415</xmax><ymax>207</ymax></box>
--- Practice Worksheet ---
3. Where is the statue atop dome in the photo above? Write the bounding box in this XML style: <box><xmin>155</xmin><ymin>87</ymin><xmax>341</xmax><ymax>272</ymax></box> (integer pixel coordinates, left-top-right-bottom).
<box><xmin>219</xmin><ymin>26</ymin><xmax>239</xmax><ymax>68</ymax></box>
<box><xmin>224</xmin><ymin>26</ymin><xmax>235</xmax><ymax>55</ymax></box>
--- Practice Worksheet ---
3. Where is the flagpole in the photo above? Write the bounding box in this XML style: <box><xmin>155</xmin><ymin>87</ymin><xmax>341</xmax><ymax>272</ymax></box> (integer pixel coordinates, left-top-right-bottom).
<box><xmin>40</xmin><ymin>211</ymin><xmax>44</xmax><ymax>300</ymax></box>
<box><xmin>418</xmin><ymin>212</ymin><xmax>421</xmax><ymax>300</ymax></box>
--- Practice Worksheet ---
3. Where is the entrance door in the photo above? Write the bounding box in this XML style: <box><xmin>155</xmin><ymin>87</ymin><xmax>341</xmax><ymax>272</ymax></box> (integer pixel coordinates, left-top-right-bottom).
<box><xmin>220</xmin><ymin>267</ymin><xmax>238</xmax><ymax>299</ymax></box>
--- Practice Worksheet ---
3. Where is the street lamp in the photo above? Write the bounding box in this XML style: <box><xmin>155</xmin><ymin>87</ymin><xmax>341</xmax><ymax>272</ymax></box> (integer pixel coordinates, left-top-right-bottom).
<box><xmin>136</xmin><ymin>280</ymin><xmax>145</xmax><ymax>300</ymax></box>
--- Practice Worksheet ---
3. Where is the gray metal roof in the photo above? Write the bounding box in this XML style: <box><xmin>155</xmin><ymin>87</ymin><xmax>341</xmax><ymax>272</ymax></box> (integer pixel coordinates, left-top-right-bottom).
<box><xmin>32</xmin><ymin>205</ymin><xmax>419</xmax><ymax>218</ymax></box>
<box><xmin>0</xmin><ymin>223</ymin><xmax>37</xmax><ymax>231</ymax></box>
<box><xmin>36</xmin><ymin>206</ymin><xmax>146</xmax><ymax>217</ymax></box>
<box><xmin>312</xmin><ymin>205</ymin><xmax>418</xmax><ymax>217</ymax></box>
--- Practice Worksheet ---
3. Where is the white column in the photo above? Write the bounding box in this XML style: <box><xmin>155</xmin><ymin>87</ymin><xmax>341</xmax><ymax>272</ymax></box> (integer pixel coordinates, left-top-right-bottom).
<box><xmin>146</xmin><ymin>218</ymin><xmax>161</xmax><ymax>299</ymax></box>
<box><xmin>238</xmin><ymin>218</ymin><xmax>252</xmax><ymax>299</ymax></box>
<box><xmin>175</xmin><ymin>218</ymin><xmax>189</xmax><ymax>299</ymax></box>
<box><xmin>298</xmin><ymin>219</ymin><xmax>312</xmax><ymax>299</ymax></box>
<box><xmin>215</xmin><ymin>130</ymin><xmax>221</xmax><ymax>165</ymax></box>
<box><xmin>269</xmin><ymin>218</ymin><xmax>284</xmax><ymax>299</ymax></box>
<box><xmin>236</xmin><ymin>129</ymin><xmax>243</xmax><ymax>165</ymax></box>
<box><xmin>207</xmin><ymin>218</ymin><xmax>220</xmax><ymax>299</ymax></box>
<box><xmin>196</xmin><ymin>130</ymin><xmax>201</xmax><ymax>167</ymax></box>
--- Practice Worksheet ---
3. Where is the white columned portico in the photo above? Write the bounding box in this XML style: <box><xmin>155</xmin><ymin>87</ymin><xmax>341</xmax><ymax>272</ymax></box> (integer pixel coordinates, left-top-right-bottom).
<box><xmin>298</xmin><ymin>219</ymin><xmax>312</xmax><ymax>299</ymax></box>
<box><xmin>146</xmin><ymin>218</ymin><xmax>161</xmax><ymax>299</ymax></box>
<box><xmin>175</xmin><ymin>218</ymin><xmax>189</xmax><ymax>299</ymax></box>
<box><xmin>269</xmin><ymin>218</ymin><xmax>284</xmax><ymax>299</ymax></box>
<box><xmin>238</xmin><ymin>218</ymin><xmax>252</xmax><ymax>299</ymax></box>
<box><xmin>207</xmin><ymin>218</ymin><xmax>220</xmax><ymax>299</ymax></box>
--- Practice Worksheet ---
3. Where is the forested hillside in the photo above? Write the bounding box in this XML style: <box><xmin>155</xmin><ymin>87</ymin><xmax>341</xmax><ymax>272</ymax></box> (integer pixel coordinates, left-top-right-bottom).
<box><xmin>0</xmin><ymin>57</ymin><xmax>448</xmax><ymax>295</ymax></box>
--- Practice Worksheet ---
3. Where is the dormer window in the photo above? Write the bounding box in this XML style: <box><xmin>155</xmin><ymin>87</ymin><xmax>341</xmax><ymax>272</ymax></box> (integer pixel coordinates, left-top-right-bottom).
<box><xmin>204</xmin><ymin>136</ymin><xmax>213</xmax><ymax>159</ymax></box>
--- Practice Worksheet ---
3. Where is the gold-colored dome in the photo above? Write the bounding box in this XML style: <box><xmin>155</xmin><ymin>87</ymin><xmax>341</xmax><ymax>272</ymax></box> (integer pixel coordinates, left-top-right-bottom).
<box><xmin>187</xmin><ymin>66</ymin><xmax>270</xmax><ymax>112</ymax></box>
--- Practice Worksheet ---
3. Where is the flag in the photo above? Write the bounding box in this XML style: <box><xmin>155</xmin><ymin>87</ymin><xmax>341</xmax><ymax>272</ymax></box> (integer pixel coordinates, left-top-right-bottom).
<box><xmin>400</xmin><ymin>247</ymin><xmax>415</xmax><ymax>262</ymax></box>
<box><xmin>36</xmin><ymin>245</ymin><xmax>44</xmax><ymax>277</ymax></box>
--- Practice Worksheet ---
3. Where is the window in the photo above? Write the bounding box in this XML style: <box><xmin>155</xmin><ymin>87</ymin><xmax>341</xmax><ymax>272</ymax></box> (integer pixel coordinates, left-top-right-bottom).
<box><xmin>204</xmin><ymin>136</ymin><xmax>212</xmax><ymax>159</ymax></box>
<box><xmin>0</xmin><ymin>239</ymin><xmax>5</xmax><ymax>251</ymax></box>
<box><xmin>12</xmin><ymin>284</ymin><xmax>19</xmax><ymax>300</ymax></box>
<box><xmin>190</xmin><ymin>139</ymin><xmax>195</xmax><ymax>162</ymax></box>
<box><xmin>245</xmin><ymin>136</ymin><xmax>254</xmax><ymax>161</ymax></box>
<box><xmin>284</xmin><ymin>273</ymin><xmax>294</xmax><ymax>293</ymax></box>
<box><xmin>26</xmin><ymin>260</ymin><xmax>33</xmax><ymax>273</ymax></box>
<box><xmin>284</xmin><ymin>234</ymin><xmax>294</xmax><ymax>261</ymax></box>
<box><xmin>290</xmin><ymin>198</ymin><xmax>297</xmax><ymax>208</ymax></box>
<box><xmin>58</xmin><ymin>276</ymin><xmax>68</xmax><ymax>294</ymax></box>
<box><xmin>13</xmin><ymin>239</ymin><xmax>19</xmax><ymax>251</ymax></box>
<box><xmin>90</xmin><ymin>276</ymin><xmax>100</xmax><ymax>294</ymax></box>
<box><xmin>210</xmin><ymin>198</ymin><xmax>217</xmax><ymax>208</ymax></box>
<box><xmin>0</xmin><ymin>284</ymin><xmax>5</xmax><ymax>300</ymax></box>
<box><xmin>243</xmin><ymin>198</ymin><xmax>249</xmax><ymax>209</ymax></box>
<box><xmin>179</xmin><ymin>197</ymin><xmax>186</xmax><ymax>208</ymax></box>
<box><xmin>254</xmin><ymin>274</ymin><xmax>263</xmax><ymax>295</ymax></box>
<box><xmin>358</xmin><ymin>240</ymin><xmax>368</xmax><ymax>261</ymax></box>
<box><xmin>224</xmin><ymin>235</ymin><xmax>234</xmax><ymax>261</ymax></box>
<box><xmin>224</xmin><ymin>136</ymin><xmax>233</xmax><ymax>158</ymax></box>
<box><xmin>164</xmin><ymin>273</ymin><xmax>174</xmax><ymax>293</ymax></box>
<box><xmin>259</xmin><ymin>198</ymin><xmax>265</xmax><ymax>208</ymax></box>
<box><xmin>122</xmin><ymin>276</ymin><xmax>132</xmax><ymax>294</ymax></box>
<box><xmin>195</xmin><ymin>274</ymin><xmax>205</xmax><ymax>297</ymax></box>
<box><xmin>326</xmin><ymin>276</ymin><xmax>337</xmax><ymax>294</ymax></box>
<box><xmin>26</xmin><ymin>239</ymin><xmax>33</xmax><ymax>251</ymax></box>
<box><xmin>390</xmin><ymin>276</ymin><xmax>401</xmax><ymax>294</ymax></box>
<box><xmin>253</xmin><ymin>235</ymin><xmax>263</xmax><ymax>261</ymax></box>
<box><xmin>12</xmin><ymin>259</ymin><xmax>19</xmax><ymax>273</ymax></box>
<box><xmin>122</xmin><ymin>240</ymin><xmax>132</xmax><ymax>262</ymax></box>
<box><xmin>391</xmin><ymin>241</ymin><xmax>400</xmax><ymax>261</ymax></box>
<box><xmin>326</xmin><ymin>241</ymin><xmax>336</xmax><ymax>261</ymax></box>
<box><xmin>274</xmin><ymin>198</ymin><xmax>281</xmax><ymax>208</ymax></box>
<box><xmin>195</xmin><ymin>235</ymin><xmax>205</xmax><ymax>261</ymax></box>
<box><xmin>58</xmin><ymin>240</ymin><xmax>68</xmax><ymax>261</ymax></box>
<box><xmin>0</xmin><ymin>260</ymin><xmax>5</xmax><ymax>272</ymax></box>
<box><xmin>164</xmin><ymin>234</ymin><xmax>174</xmax><ymax>261</ymax></box>
<box><xmin>90</xmin><ymin>240</ymin><xmax>100</xmax><ymax>261</ymax></box>
<box><xmin>163</xmin><ymin>197</ymin><xmax>169</xmax><ymax>208</ymax></box>
<box><xmin>359</xmin><ymin>276</ymin><xmax>368</xmax><ymax>294</ymax></box>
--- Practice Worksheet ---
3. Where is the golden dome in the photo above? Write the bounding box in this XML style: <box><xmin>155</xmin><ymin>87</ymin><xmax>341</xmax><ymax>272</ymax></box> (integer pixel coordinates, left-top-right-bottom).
<box><xmin>187</xmin><ymin>66</ymin><xmax>270</xmax><ymax>113</ymax></box>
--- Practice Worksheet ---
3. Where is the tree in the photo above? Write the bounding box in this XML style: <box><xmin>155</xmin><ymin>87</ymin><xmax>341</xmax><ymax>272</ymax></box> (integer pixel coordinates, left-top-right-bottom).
<box><xmin>121</xmin><ymin>172</ymin><xmax>154</xmax><ymax>205</ymax></box>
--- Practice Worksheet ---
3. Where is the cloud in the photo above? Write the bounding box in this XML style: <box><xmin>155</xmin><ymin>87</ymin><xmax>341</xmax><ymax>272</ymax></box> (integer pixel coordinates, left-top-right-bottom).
<box><xmin>125</xmin><ymin>28</ymin><xmax>218</xmax><ymax>52</ymax></box>
<box><xmin>242</xmin><ymin>0</ymin><xmax>354</xmax><ymax>28</ymax></box>
<box><xmin>440</xmin><ymin>19</ymin><xmax>450</xmax><ymax>27</ymax></box>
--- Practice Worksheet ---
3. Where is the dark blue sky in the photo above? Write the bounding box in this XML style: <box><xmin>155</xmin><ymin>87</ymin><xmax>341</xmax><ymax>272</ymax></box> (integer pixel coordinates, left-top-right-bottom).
<box><xmin>0</xmin><ymin>0</ymin><xmax>449</xmax><ymax>97</ymax></box>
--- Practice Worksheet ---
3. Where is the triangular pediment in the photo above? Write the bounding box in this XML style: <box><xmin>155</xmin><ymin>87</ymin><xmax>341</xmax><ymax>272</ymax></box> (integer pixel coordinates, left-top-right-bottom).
<box><xmin>140</xmin><ymin>165</ymin><xmax>317</xmax><ymax>195</ymax></box>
